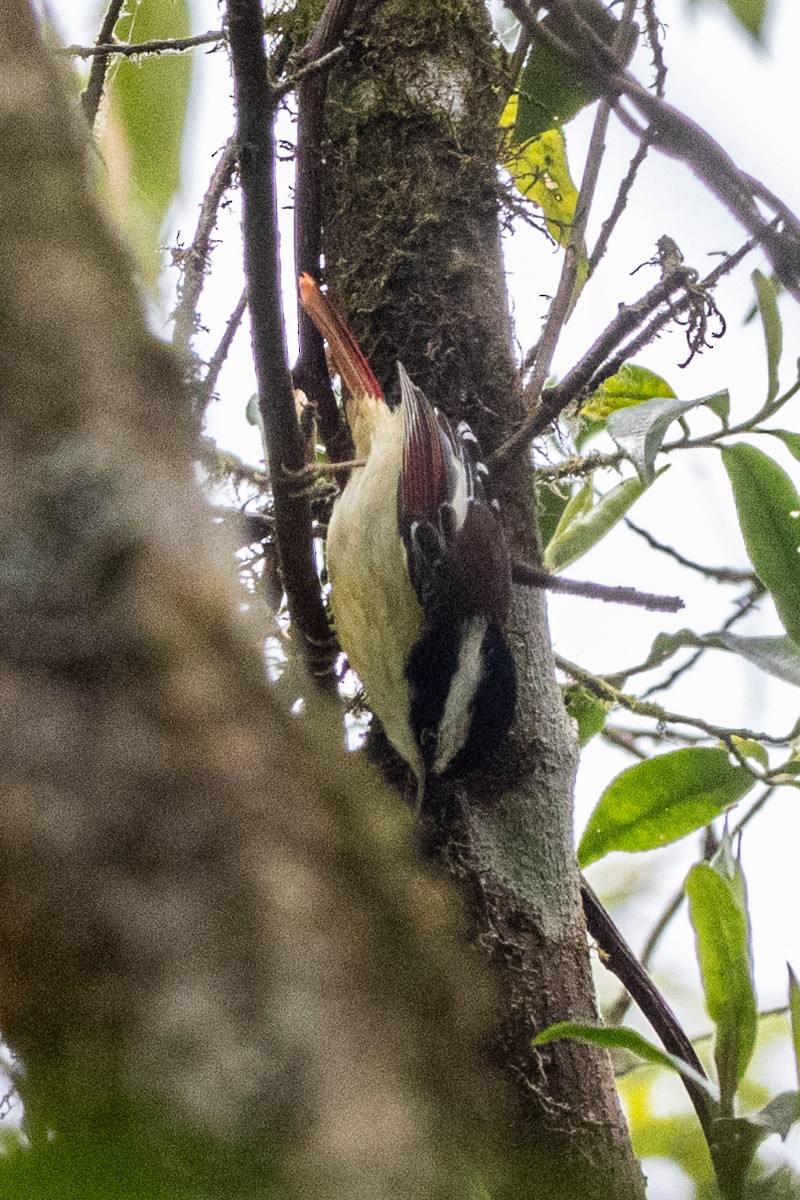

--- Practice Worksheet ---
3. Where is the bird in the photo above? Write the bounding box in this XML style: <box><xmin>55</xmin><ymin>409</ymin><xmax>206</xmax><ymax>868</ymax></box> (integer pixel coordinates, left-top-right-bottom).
<box><xmin>299</xmin><ymin>274</ymin><xmax>517</xmax><ymax>806</ymax></box>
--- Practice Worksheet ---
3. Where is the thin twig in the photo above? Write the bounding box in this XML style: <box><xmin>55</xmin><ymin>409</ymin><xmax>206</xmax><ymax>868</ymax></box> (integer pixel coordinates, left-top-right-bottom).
<box><xmin>496</xmin><ymin>265</ymin><xmax>693</xmax><ymax>464</ymax></box>
<box><xmin>227</xmin><ymin>0</ymin><xmax>335</xmax><ymax>678</ymax></box>
<box><xmin>493</xmin><ymin>234</ymin><xmax>757</xmax><ymax>468</ymax></box>
<box><xmin>511</xmin><ymin>559</ymin><xmax>683</xmax><ymax>612</ymax></box>
<box><xmin>640</xmin><ymin>581</ymin><xmax>765</xmax><ymax>699</ymax></box>
<box><xmin>79</xmin><ymin>0</ymin><xmax>125</xmax><ymax>127</ymax></box>
<box><xmin>500</xmin><ymin>22</ymin><xmax>533</xmax><ymax>113</ymax></box>
<box><xmin>624</xmin><ymin>518</ymin><xmax>756</xmax><ymax>584</ymax></box>
<box><xmin>585</xmin><ymin>0</ymin><xmax>665</xmax><ymax>275</ymax></box>
<box><xmin>534</xmin><ymin>451</ymin><xmax>621</xmax><ymax>481</ymax></box>
<box><xmin>555</xmin><ymin>653</ymin><xmax>800</xmax><ymax>754</ymax></box>
<box><xmin>172</xmin><ymin>138</ymin><xmax>238</xmax><ymax>360</ymax></box>
<box><xmin>502</xmin><ymin>0</ymin><xmax>800</xmax><ymax>299</ymax></box>
<box><xmin>588</xmin><ymin>136</ymin><xmax>651</xmax><ymax>277</ymax></box>
<box><xmin>600</xmin><ymin>725</ymin><xmax>649</xmax><ymax>759</ymax></box>
<box><xmin>518</xmin><ymin>0</ymin><xmax>638</xmax><ymax>416</ymax></box>
<box><xmin>68</xmin><ymin>30</ymin><xmax>225</xmax><ymax>61</ymax></box>
<box><xmin>642</xmin><ymin>0</ymin><xmax>667</xmax><ymax>98</ymax></box>
<box><xmin>604</xmin><ymin>582</ymin><xmax>765</xmax><ymax>688</ymax></box>
<box><xmin>521</xmin><ymin>0</ymin><xmax>639</xmax><ymax>414</ymax></box>
<box><xmin>199</xmin><ymin>288</ymin><xmax>248</xmax><ymax>408</ymax></box>
<box><xmin>274</xmin><ymin>44</ymin><xmax>349</xmax><ymax>98</ymax></box>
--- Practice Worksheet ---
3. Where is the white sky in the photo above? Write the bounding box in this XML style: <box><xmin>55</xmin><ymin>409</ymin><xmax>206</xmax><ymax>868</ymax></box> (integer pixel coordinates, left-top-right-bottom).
<box><xmin>47</xmin><ymin>2</ymin><xmax>800</xmax><ymax>1190</ymax></box>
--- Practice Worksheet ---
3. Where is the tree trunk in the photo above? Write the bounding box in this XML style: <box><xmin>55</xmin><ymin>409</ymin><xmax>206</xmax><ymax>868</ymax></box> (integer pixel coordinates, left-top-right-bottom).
<box><xmin>322</xmin><ymin>2</ymin><xmax>645</xmax><ymax>1195</ymax></box>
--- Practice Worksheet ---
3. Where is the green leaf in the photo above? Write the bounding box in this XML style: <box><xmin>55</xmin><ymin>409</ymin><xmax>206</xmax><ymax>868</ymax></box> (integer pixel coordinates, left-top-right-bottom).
<box><xmin>534</xmin><ymin>1021</ymin><xmax>718</xmax><ymax>1100</ymax></box>
<box><xmin>543</xmin><ymin>471</ymin><xmax>662</xmax><ymax>573</ymax></box>
<box><xmin>578</xmin><ymin>748</ymin><xmax>755</xmax><ymax>868</ymax></box>
<box><xmin>789</xmin><ymin>965</ymin><xmax>800</xmax><ymax>1088</ymax></box>
<box><xmin>753</xmin><ymin>269</ymin><xmax>783</xmax><ymax>402</ymax></box>
<box><xmin>706</xmin><ymin>391</ymin><xmax>731</xmax><ymax>428</ymax></box>
<box><xmin>608</xmin><ymin>392</ymin><xmax>729</xmax><ymax>484</ymax></box>
<box><xmin>765</xmin><ymin>429</ymin><xmax>800</xmax><ymax>464</ymax></box>
<box><xmin>514</xmin><ymin>1</ymin><xmax>636</xmax><ymax>140</ymax></box>
<box><xmin>546</xmin><ymin>477</ymin><xmax>593</xmax><ymax>544</ymax></box>
<box><xmin>717</xmin><ymin>0</ymin><xmax>768</xmax><ymax>40</ymax></box>
<box><xmin>535</xmin><ymin>479</ymin><xmax>572</xmax><ymax>550</ymax></box>
<box><xmin>757</xmin><ymin>1091</ymin><xmax>800</xmax><ymax>1140</ymax></box>
<box><xmin>722</xmin><ymin>443</ymin><xmax>800</xmax><ymax>645</ymax></box>
<box><xmin>650</xmin><ymin>628</ymin><xmax>800</xmax><ymax>689</ymax></box>
<box><xmin>581</xmin><ymin>364</ymin><xmax>676</xmax><ymax>423</ymax></box>
<box><xmin>709</xmin><ymin>1116</ymin><xmax>766</xmax><ymax>1196</ymax></box>
<box><xmin>686</xmin><ymin>839</ymin><xmax>757</xmax><ymax>1112</ymax></box>
<box><xmin>563</xmin><ymin>684</ymin><xmax>611</xmax><ymax>747</ymax></box>
<box><xmin>686</xmin><ymin>0</ymin><xmax>767</xmax><ymax>40</ymax></box>
<box><xmin>108</xmin><ymin>0</ymin><xmax>192</xmax><ymax>280</ymax></box>
<box><xmin>729</xmin><ymin>736</ymin><xmax>769</xmax><ymax>770</ymax></box>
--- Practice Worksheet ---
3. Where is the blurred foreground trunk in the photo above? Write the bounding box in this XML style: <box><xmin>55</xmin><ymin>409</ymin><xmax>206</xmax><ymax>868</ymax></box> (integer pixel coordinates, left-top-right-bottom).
<box><xmin>0</xmin><ymin>6</ymin><xmax>502</xmax><ymax>1197</ymax></box>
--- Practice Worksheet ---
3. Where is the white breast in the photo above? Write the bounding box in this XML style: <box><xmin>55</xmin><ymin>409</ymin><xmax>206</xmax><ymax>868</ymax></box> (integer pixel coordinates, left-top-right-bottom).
<box><xmin>327</xmin><ymin>406</ymin><xmax>424</xmax><ymax>779</ymax></box>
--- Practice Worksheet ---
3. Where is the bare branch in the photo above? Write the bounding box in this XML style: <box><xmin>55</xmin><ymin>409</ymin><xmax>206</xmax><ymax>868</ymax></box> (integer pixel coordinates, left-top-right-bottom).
<box><xmin>588</xmin><ymin>136</ymin><xmax>651</xmax><ymax>277</ymax></box>
<box><xmin>68</xmin><ymin>29</ymin><xmax>225</xmax><ymax>61</ymax></box>
<box><xmin>624</xmin><ymin>519</ymin><xmax>757</xmax><ymax>584</ymax></box>
<box><xmin>511</xmin><ymin>559</ymin><xmax>684</xmax><ymax>612</ymax></box>
<box><xmin>503</xmin><ymin>0</ymin><xmax>800</xmax><ymax>300</ymax></box>
<box><xmin>642</xmin><ymin>0</ymin><xmax>667</xmax><ymax>98</ymax></box>
<box><xmin>291</xmin><ymin>0</ymin><xmax>368</xmax><ymax>466</ymax></box>
<box><xmin>172</xmin><ymin>137</ymin><xmax>238</xmax><ymax>362</ymax></box>
<box><xmin>521</xmin><ymin>0</ymin><xmax>638</xmax><ymax>415</ymax></box>
<box><xmin>555</xmin><ymin>654</ymin><xmax>800</xmax><ymax>755</ymax></box>
<box><xmin>581</xmin><ymin>879</ymin><xmax>714</xmax><ymax>1140</ymax></box>
<box><xmin>493</xmin><ymin>234</ymin><xmax>757</xmax><ymax>467</ymax></box>
<box><xmin>199</xmin><ymin>288</ymin><xmax>248</xmax><ymax>409</ymax></box>
<box><xmin>227</xmin><ymin>0</ymin><xmax>335</xmax><ymax>676</ymax></box>
<box><xmin>640</xmin><ymin>580</ymin><xmax>765</xmax><ymax>699</ymax></box>
<box><xmin>79</xmin><ymin>0</ymin><xmax>125</xmax><ymax>127</ymax></box>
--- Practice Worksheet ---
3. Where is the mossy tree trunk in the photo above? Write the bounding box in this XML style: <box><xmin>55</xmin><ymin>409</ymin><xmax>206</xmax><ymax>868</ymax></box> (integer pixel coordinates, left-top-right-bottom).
<box><xmin>322</xmin><ymin>3</ymin><xmax>645</xmax><ymax>1195</ymax></box>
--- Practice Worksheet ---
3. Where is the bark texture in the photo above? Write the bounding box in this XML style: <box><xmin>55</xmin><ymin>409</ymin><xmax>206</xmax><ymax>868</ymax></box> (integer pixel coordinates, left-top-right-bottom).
<box><xmin>322</xmin><ymin>3</ymin><xmax>645</xmax><ymax>1195</ymax></box>
<box><xmin>0</xmin><ymin>6</ymin><xmax>501</xmax><ymax>1197</ymax></box>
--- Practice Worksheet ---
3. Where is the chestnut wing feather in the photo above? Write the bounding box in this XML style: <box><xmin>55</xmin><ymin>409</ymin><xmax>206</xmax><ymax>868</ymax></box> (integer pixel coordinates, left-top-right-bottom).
<box><xmin>397</xmin><ymin>362</ymin><xmax>448</xmax><ymax>527</ymax></box>
<box><xmin>396</xmin><ymin>364</ymin><xmax>510</xmax><ymax>621</ymax></box>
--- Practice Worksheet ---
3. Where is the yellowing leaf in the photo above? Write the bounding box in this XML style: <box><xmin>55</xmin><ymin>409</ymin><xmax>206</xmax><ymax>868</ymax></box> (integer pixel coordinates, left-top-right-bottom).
<box><xmin>501</xmin><ymin>96</ymin><xmax>580</xmax><ymax>252</ymax></box>
<box><xmin>582</xmin><ymin>364</ymin><xmax>676</xmax><ymax>422</ymax></box>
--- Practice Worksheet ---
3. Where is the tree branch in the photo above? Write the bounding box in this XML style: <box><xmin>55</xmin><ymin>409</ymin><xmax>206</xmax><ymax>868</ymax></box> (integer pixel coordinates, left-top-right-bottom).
<box><xmin>555</xmin><ymin>654</ymin><xmax>800</xmax><ymax>758</ymax></box>
<box><xmin>624</xmin><ymin>518</ymin><xmax>756</xmax><ymax>583</ymax></box>
<box><xmin>503</xmin><ymin>0</ymin><xmax>800</xmax><ymax>300</ymax></box>
<box><xmin>520</xmin><ymin>0</ymin><xmax>638</xmax><ymax>414</ymax></box>
<box><xmin>493</xmin><ymin>234</ymin><xmax>757</xmax><ymax>466</ymax></box>
<box><xmin>79</xmin><ymin>0</ymin><xmax>125</xmax><ymax>126</ymax></box>
<box><xmin>199</xmin><ymin>287</ymin><xmax>248</xmax><ymax>409</ymax></box>
<box><xmin>227</xmin><ymin>0</ymin><xmax>334</xmax><ymax>675</ymax></box>
<box><xmin>68</xmin><ymin>29</ymin><xmax>225</xmax><ymax>61</ymax></box>
<box><xmin>511</xmin><ymin>559</ymin><xmax>684</xmax><ymax>612</ymax></box>
<box><xmin>581</xmin><ymin>879</ymin><xmax>715</xmax><ymax>1141</ymax></box>
<box><xmin>172</xmin><ymin>137</ymin><xmax>237</xmax><ymax>365</ymax></box>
